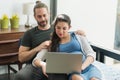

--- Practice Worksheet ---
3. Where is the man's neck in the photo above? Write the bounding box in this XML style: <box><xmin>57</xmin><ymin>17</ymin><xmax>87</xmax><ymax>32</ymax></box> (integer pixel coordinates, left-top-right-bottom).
<box><xmin>38</xmin><ymin>24</ymin><xmax>50</xmax><ymax>30</ymax></box>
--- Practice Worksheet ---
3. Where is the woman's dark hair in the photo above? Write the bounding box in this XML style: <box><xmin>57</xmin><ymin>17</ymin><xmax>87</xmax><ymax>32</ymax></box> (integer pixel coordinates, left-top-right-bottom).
<box><xmin>50</xmin><ymin>14</ymin><xmax>71</xmax><ymax>52</ymax></box>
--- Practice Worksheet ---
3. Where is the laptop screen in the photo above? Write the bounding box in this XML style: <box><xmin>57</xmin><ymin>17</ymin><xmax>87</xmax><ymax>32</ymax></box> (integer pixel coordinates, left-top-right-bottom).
<box><xmin>46</xmin><ymin>52</ymin><xmax>82</xmax><ymax>74</ymax></box>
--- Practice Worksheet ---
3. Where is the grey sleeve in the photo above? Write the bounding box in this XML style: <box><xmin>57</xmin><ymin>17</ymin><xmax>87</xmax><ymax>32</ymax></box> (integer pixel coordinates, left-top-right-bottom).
<box><xmin>34</xmin><ymin>49</ymin><xmax>48</xmax><ymax>61</ymax></box>
<box><xmin>32</xmin><ymin>49</ymin><xmax>48</xmax><ymax>67</ymax></box>
<box><xmin>75</xmin><ymin>34</ymin><xmax>96</xmax><ymax>60</ymax></box>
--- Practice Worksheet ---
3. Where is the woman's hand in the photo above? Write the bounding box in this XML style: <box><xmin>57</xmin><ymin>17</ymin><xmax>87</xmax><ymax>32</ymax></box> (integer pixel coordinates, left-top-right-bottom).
<box><xmin>41</xmin><ymin>61</ymin><xmax>48</xmax><ymax>77</ymax></box>
<box><xmin>81</xmin><ymin>56</ymin><xmax>94</xmax><ymax>71</ymax></box>
<box><xmin>33</xmin><ymin>59</ymin><xmax>48</xmax><ymax>77</ymax></box>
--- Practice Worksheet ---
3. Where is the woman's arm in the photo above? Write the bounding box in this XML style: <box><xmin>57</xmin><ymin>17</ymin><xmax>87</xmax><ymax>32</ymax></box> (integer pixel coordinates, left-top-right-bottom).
<box><xmin>32</xmin><ymin>49</ymin><xmax>48</xmax><ymax>67</ymax></box>
<box><xmin>81</xmin><ymin>56</ymin><xmax>94</xmax><ymax>70</ymax></box>
<box><xmin>75</xmin><ymin>34</ymin><xmax>96</xmax><ymax>70</ymax></box>
<box><xmin>32</xmin><ymin>49</ymin><xmax>48</xmax><ymax>77</ymax></box>
<box><xmin>34</xmin><ymin>59</ymin><xmax>48</xmax><ymax>77</ymax></box>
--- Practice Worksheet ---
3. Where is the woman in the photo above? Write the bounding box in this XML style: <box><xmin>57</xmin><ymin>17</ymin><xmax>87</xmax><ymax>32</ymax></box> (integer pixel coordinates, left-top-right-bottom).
<box><xmin>33</xmin><ymin>14</ymin><xmax>102</xmax><ymax>80</ymax></box>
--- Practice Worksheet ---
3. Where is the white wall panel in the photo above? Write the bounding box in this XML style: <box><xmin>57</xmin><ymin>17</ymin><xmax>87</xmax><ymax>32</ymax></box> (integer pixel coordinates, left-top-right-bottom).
<box><xmin>57</xmin><ymin>0</ymin><xmax>118</xmax><ymax>49</ymax></box>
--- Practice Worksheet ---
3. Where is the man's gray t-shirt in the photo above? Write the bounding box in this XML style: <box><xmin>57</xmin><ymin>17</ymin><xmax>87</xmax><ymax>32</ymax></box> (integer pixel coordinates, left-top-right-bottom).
<box><xmin>21</xmin><ymin>26</ymin><xmax>53</xmax><ymax>63</ymax></box>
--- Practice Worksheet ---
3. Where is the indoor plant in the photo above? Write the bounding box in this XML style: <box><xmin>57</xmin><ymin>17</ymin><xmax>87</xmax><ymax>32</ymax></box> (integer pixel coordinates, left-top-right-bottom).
<box><xmin>10</xmin><ymin>14</ymin><xmax>19</xmax><ymax>29</ymax></box>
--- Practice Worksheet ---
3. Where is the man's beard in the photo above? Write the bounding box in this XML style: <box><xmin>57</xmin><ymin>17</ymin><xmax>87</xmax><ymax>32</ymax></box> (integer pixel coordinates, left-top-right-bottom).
<box><xmin>37</xmin><ymin>20</ymin><xmax>48</xmax><ymax>28</ymax></box>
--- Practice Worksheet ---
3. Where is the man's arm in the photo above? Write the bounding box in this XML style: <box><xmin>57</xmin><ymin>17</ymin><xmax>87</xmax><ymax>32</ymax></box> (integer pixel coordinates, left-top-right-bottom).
<box><xmin>75</xmin><ymin>29</ymin><xmax>86</xmax><ymax>36</ymax></box>
<box><xmin>19</xmin><ymin>46</ymin><xmax>38</xmax><ymax>63</ymax></box>
<box><xmin>19</xmin><ymin>41</ymin><xmax>50</xmax><ymax>63</ymax></box>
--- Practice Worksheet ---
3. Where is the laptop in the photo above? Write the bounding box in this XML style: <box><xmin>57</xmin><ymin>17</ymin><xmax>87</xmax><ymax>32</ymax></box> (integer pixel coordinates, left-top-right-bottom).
<box><xmin>46</xmin><ymin>52</ymin><xmax>82</xmax><ymax>74</ymax></box>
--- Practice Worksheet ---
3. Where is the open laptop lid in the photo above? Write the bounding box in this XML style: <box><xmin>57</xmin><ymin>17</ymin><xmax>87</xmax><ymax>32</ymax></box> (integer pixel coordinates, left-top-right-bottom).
<box><xmin>46</xmin><ymin>52</ymin><xmax>82</xmax><ymax>74</ymax></box>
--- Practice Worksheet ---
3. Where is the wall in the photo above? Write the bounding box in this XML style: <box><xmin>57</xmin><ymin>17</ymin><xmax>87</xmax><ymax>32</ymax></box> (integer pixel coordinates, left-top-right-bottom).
<box><xmin>57</xmin><ymin>0</ymin><xmax>118</xmax><ymax>49</ymax></box>
<box><xmin>57</xmin><ymin>0</ymin><xmax>118</xmax><ymax>65</ymax></box>
<box><xmin>0</xmin><ymin>0</ymin><xmax>50</xmax><ymax>74</ymax></box>
<box><xmin>0</xmin><ymin>0</ymin><xmax>50</xmax><ymax>26</ymax></box>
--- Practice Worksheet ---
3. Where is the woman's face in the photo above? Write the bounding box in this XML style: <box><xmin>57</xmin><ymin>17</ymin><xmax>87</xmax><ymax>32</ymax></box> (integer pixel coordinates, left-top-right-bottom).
<box><xmin>55</xmin><ymin>21</ymin><xmax>70</xmax><ymax>39</ymax></box>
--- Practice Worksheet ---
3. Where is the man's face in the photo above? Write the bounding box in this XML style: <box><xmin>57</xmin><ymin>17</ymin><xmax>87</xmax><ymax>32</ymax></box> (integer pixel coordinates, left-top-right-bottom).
<box><xmin>34</xmin><ymin>8</ymin><xmax>49</xmax><ymax>28</ymax></box>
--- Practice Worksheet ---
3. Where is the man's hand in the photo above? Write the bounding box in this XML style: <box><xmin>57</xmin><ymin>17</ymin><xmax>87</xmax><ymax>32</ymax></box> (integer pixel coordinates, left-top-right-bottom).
<box><xmin>40</xmin><ymin>40</ymin><xmax>51</xmax><ymax>48</ymax></box>
<box><xmin>35</xmin><ymin>40</ymin><xmax>51</xmax><ymax>52</ymax></box>
<box><xmin>75</xmin><ymin>30</ymin><xmax>86</xmax><ymax>36</ymax></box>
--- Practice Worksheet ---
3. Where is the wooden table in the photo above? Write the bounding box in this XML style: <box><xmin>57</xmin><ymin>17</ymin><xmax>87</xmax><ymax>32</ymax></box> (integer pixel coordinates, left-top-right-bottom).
<box><xmin>0</xmin><ymin>26</ymin><xmax>28</xmax><ymax>56</ymax></box>
<box><xmin>0</xmin><ymin>26</ymin><xmax>28</xmax><ymax>78</ymax></box>
<box><xmin>0</xmin><ymin>26</ymin><xmax>29</xmax><ymax>41</ymax></box>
